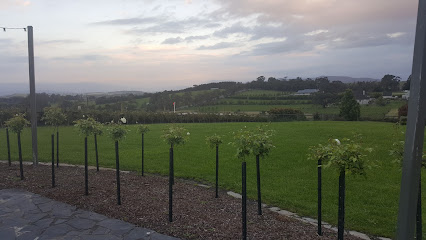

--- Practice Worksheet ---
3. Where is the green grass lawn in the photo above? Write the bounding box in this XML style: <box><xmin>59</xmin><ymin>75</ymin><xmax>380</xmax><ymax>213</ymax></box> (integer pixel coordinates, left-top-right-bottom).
<box><xmin>0</xmin><ymin>121</ymin><xmax>424</xmax><ymax>238</ymax></box>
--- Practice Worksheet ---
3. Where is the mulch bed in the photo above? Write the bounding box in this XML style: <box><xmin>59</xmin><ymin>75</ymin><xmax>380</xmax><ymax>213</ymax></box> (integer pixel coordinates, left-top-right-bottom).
<box><xmin>0</xmin><ymin>162</ymin><xmax>362</xmax><ymax>240</ymax></box>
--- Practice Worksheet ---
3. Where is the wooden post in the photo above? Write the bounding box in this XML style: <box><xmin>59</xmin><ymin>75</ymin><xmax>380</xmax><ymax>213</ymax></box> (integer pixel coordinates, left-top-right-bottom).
<box><xmin>215</xmin><ymin>144</ymin><xmax>219</xmax><ymax>198</ymax></box>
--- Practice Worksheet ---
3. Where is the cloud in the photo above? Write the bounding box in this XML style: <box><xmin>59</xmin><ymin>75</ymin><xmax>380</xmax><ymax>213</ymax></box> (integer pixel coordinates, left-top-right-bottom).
<box><xmin>94</xmin><ymin>16</ymin><xmax>219</xmax><ymax>35</ymax></box>
<box><xmin>52</xmin><ymin>54</ymin><xmax>109</xmax><ymax>62</ymax></box>
<box><xmin>248</xmin><ymin>39</ymin><xmax>304</xmax><ymax>56</ymax></box>
<box><xmin>213</xmin><ymin>23</ymin><xmax>285</xmax><ymax>40</ymax></box>
<box><xmin>197</xmin><ymin>42</ymin><xmax>238</xmax><ymax>50</ymax></box>
<box><xmin>305</xmin><ymin>29</ymin><xmax>329</xmax><ymax>36</ymax></box>
<box><xmin>387</xmin><ymin>32</ymin><xmax>406</xmax><ymax>38</ymax></box>
<box><xmin>162</xmin><ymin>37</ymin><xmax>184</xmax><ymax>44</ymax></box>
<box><xmin>162</xmin><ymin>35</ymin><xmax>210</xmax><ymax>44</ymax></box>
<box><xmin>38</xmin><ymin>39</ymin><xmax>83</xmax><ymax>45</ymax></box>
<box><xmin>92</xmin><ymin>17</ymin><xmax>164</xmax><ymax>25</ymax></box>
<box><xmin>0</xmin><ymin>0</ymin><xmax>30</xmax><ymax>10</ymax></box>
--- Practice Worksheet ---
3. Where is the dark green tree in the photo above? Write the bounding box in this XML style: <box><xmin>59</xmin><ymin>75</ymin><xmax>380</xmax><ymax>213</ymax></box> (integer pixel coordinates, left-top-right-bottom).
<box><xmin>339</xmin><ymin>89</ymin><xmax>360</xmax><ymax>121</ymax></box>
<box><xmin>380</xmin><ymin>74</ymin><xmax>401</xmax><ymax>92</ymax></box>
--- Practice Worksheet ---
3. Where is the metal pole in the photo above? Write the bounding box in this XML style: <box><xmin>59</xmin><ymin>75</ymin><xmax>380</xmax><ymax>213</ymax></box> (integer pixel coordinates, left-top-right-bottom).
<box><xmin>51</xmin><ymin>134</ymin><xmax>55</xmax><ymax>188</ymax></box>
<box><xmin>396</xmin><ymin>0</ymin><xmax>426</xmax><ymax>238</ymax></box>
<box><xmin>27</xmin><ymin>26</ymin><xmax>38</xmax><ymax>165</ymax></box>
<box><xmin>115</xmin><ymin>141</ymin><xmax>121</xmax><ymax>205</ymax></box>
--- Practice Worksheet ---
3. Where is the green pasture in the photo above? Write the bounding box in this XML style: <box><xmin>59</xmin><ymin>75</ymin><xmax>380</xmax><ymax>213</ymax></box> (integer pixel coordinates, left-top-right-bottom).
<box><xmin>190</xmin><ymin>100</ymin><xmax>405</xmax><ymax>120</ymax></box>
<box><xmin>0</xmin><ymin>121</ymin><xmax>424</xmax><ymax>238</ymax></box>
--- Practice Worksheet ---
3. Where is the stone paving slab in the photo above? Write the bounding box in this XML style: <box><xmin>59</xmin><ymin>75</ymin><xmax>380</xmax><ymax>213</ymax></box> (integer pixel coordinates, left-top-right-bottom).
<box><xmin>0</xmin><ymin>189</ymin><xmax>179</xmax><ymax>240</ymax></box>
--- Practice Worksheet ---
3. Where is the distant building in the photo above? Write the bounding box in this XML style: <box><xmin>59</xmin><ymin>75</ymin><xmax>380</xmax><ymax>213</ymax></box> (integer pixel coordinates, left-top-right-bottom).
<box><xmin>383</xmin><ymin>91</ymin><xmax>394</xmax><ymax>99</ymax></box>
<box><xmin>354</xmin><ymin>90</ymin><xmax>372</xmax><ymax>105</ymax></box>
<box><xmin>295</xmin><ymin>89</ymin><xmax>319</xmax><ymax>95</ymax></box>
<box><xmin>402</xmin><ymin>90</ymin><xmax>410</xmax><ymax>100</ymax></box>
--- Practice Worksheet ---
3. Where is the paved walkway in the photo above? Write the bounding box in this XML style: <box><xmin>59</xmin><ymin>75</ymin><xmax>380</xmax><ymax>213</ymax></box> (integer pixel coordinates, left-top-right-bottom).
<box><xmin>0</xmin><ymin>189</ymin><xmax>179</xmax><ymax>240</ymax></box>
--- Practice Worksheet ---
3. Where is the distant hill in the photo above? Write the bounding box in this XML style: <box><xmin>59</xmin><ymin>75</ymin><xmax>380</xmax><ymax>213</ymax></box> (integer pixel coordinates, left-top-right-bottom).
<box><xmin>324</xmin><ymin>76</ymin><xmax>380</xmax><ymax>83</ymax></box>
<box><xmin>0</xmin><ymin>82</ymin><xmax>147</xmax><ymax>97</ymax></box>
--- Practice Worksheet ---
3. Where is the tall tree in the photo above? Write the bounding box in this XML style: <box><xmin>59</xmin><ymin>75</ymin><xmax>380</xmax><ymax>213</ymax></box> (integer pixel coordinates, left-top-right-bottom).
<box><xmin>380</xmin><ymin>74</ymin><xmax>401</xmax><ymax>92</ymax></box>
<box><xmin>339</xmin><ymin>89</ymin><xmax>360</xmax><ymax>121</ymax></box>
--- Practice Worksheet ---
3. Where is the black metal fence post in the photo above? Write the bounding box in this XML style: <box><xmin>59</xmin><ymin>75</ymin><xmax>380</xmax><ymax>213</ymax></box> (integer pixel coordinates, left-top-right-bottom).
<box><xmin>85</xmin><ymin>137</ymin><xmax>88</xmax><ymax>196</ymax></box>
<box><xmin>6</xmin><ymin>128</ymin><xmax>11</xmax><ymax>166</ymax></box>
<box><xmin>318</xmin><ymin>158</ymin><xmax>322</xmax><ymax>236</ymax></box>
<box><xmin>51</xmin><ymin>134</ymin><xmax>55</xmax><ymax>187</ymax></box>
<box><xmin>56</xmin><ymin>130</ymin><xmax>59</xmax><ymax>167</ymax></box>
<box><xmin>242</xmin><ymin>161</ymin><xmax>247</xmax><ymax>240</ymax></box>
<box><xmin>256</xmin><ymin>155</ymin><xmax>262</xmax><ymax>215</ymax></box>
<box><xmin>169</xmin><ymin>146</ymin><xmax>174</xmax><ymax>222</ymax></box>
<box><xmin>142</xmin><ymin>133</ymin><xmax>144</xmax><ymax>176</ymax></box>
<box><xmin>215</xmin><ymin>144</ymin><xmax>219</xmax><ymax>198</ymax></box>
<box><xmin>18</xmin><ymin>132</ymin><xmax>23</xmax><ymax>180</ymax></box>
<box><xmin>171</xmin><ymin>144</ymin><xmax>174</xmax><ymax>185</ymax></box>
<box><xmin>95</xmin><ymin>134</ymin><xmax>99</xmax><ymax>171</ymax></box>
<box><xmin>338</xmin><ymin>169</ymin><xmax>346</xmax><ymax>240</ymax></box>
<box><xmin>115</xmin><ymin>141</ymin><xmax>121</xmax><ymax>205</ymax></box>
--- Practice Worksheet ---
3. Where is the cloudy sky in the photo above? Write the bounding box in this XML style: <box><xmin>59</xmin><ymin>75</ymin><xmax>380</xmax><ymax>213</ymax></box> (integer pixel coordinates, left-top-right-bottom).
<box><xmin>0</xmin><ymin>0</ymin><xmax>418</xmax><ymax>92</ymax></box>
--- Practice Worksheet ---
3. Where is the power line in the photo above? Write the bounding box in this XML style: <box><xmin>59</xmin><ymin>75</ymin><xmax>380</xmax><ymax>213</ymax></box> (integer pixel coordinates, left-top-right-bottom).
<box><xmin>0</xmin><ymin>27</ymin><xmax>26</xmax><ymax>32</ymax></box>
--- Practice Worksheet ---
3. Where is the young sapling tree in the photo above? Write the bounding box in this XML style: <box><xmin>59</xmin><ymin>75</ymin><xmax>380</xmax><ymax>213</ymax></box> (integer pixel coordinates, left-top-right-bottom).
<box><xmin>231</xmin><ymin>127</ymin><xmax>253</xmax><ymax>240</ymax></box>
<box><xmin>5</xmin><ymin>114</ymin><xmax>29</xmax><ymax>180</ymax></box>
<box><xmin>108</xmin><ymin>122</ymin><xmax>128</xmax><ymax>205</ymax></box>
<box><xmin>137</xmin><ymin>125</ymin><xmax>150</xmax><ymax>176</ymax></box>
<box><xmin>206</xmin><ymin>134</ymin><xmax>223</xmax><ymax>198</ymax></box>
<box><xmin>74</xmin><ymin>117</ymin><xmax>99</xmax><ymax>196</ymax></box>
<box><xmin>162</xmin><ymin>125</ymin><xmax>189</xmax><ymax>222</ymax></box>
<box><xmin>251</xmin><ymin>126</ymin><xmax>274</xmax><ymax>215</ymax></box>
<box><xmin>310</xmin><ymin>135</ymin><xmax>372</xmax><ymax>240</ymax></box>
<box><xmin>42</xmin><ymin>107</ymin><xmax>66</xmax><ymax>167</ymax></box>
<box><xmin>92</xmin><ymin>121</ymin><xmax>103</xmax><ymax>172</ymax></box>
<box><xmin>308</xmin><ymin>141</ymin><xmax>334</xmax><ymax>236</ymax></box>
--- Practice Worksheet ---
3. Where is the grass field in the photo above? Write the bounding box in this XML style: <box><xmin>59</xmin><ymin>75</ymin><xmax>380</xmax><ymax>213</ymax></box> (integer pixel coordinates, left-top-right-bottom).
<box><xmin>191</xmin><ymin>101</ymin><xmax>405</xmax><ymax>119</ymax></box>
<box><xmin>0</xmin><ymin>121</ymin><xmax>424</xmax><ymax>238</ymax></box>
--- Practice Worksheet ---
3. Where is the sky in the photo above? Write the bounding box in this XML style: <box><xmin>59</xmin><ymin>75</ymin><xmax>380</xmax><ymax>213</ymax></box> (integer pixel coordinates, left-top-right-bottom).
<box><xmin>0</xmin><ymin>0</ymin><xmax>419</xmax><ymax>93</ymax></box>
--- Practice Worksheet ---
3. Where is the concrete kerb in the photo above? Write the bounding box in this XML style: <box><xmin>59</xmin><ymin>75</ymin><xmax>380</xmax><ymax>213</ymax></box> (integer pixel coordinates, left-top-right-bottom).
<box><xmin>226</xmin><ymin>191</ymin><xmax>392</xmax><ymax>240</ymax></box>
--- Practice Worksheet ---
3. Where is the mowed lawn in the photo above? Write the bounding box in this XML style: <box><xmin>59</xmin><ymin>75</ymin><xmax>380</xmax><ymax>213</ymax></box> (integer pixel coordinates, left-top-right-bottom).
<box><xmin>0</xmin><ymin>121</ymin><xmax>425</xmax><ymax>238</ymax></box>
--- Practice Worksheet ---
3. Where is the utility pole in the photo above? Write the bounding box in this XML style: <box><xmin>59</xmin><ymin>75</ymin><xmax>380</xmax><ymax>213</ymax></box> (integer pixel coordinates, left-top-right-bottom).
<box><xmin>27</xmin><ymin>26</ymin><xmax>38</xmax><ymax>165</ymax></box>
<box><xmin>396</xmin><ymin>0</ymin><xmax>426</xmax><ymax>238</ymax></box>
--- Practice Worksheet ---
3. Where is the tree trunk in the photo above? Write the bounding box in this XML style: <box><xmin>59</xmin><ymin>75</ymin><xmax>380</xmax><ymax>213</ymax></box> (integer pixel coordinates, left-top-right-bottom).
<box><xmin>115</xmin><ymin>141</ymin><xmax>121</xmax><ymax>205</ymax></box>
<box><xmin>338</xmin><ymin>169</ymin><xmax>346</xmax><ymax>240</ymax></box>
<box><xmin>56</xmin><ymin>130</ymin><xmax>59</xmax><ymax>167</ymax></box>
<box><xmin>417</xmin><ymin>176</ymin><xmax>422</xmax><ymax>240</ymax></box>
<box><xmin>215</xmin><ymin>144</ymin><xmax>219</xmax><ymax>198</ymax></box>
<box><xmin>84</xmin><ymin>137</ymin><xmax>88</xmax><ymax>196</ymax></box>
<box><xmin>169</xmin><ymin>146</ymin><xmax>174</xmax><ymax>222</ymax></box>
<box><xmin>95</xmin><ymin>134</ymin><xmax>99</xmax><ymax>172</ymax></box>
<box><xmin>51</xmin><ymin>134</ymin><xmax>55</xmax><ymax>187</ymax></box>
<box><xmin>18</xmin><ymin>133</ymin><xmax>24</xmax><ymax>180</ymax></box>
<box><xmin>242</xmin><ymin>161</ymin><xmax>247</xmax><ymax>240</ymax></box>
<box><xmin>6</xmin><ymin>128</ymin><xmax>11</xmax><ymax>166</ymax></box>
<box><xmin>318</xmin><ymin>158</ymin><xmax>322</xmax><ymax>236</ymax></box>
<box><xmin>256</xmin><ymin>155</ymin><xmax>262</xmax><ymax>215</ymax></box>
<box><xmin>141</xmin><ymin>133</ymin><xmax>144</xmax><ymax>176</ymax></box>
